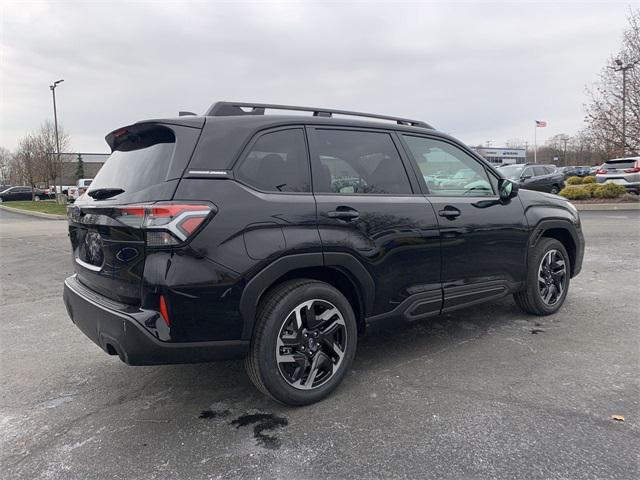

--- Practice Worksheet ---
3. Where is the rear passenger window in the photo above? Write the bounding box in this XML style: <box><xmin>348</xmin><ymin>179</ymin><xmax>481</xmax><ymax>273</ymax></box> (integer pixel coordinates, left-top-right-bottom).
<box><xmin>236</xmin><ymin>129</ymin><xmax>310</xmax><ymax>193</ymax></box>
<box><xmin>311</xmin><ymin>129</ymin><xmax>412</xmax><ymax>194</ymax></box>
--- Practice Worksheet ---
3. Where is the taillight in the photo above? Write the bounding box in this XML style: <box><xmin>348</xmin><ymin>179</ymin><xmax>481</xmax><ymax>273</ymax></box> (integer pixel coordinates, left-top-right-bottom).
<box><xmin>623</xmin><ymin>167</ymin><xmax>640</xmax><ymax>173</ymax></box>
<box><xmin>114</xmin><ymin>202</ymin><xmax>213</xmax><ymax>246</ymax></box>
<box><xmin>595</xmin><ymin>169</ymin><xmax>607</xmax><ymax>174</ymax></box>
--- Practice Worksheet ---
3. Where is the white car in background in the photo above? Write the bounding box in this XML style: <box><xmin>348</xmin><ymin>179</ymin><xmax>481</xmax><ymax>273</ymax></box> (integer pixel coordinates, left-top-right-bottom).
<box><xmin>595</xmin><ymin>157</ymin><xmax>640</xmax><ymax>193</ymax></box>
<box><xmin>68</xmin><ymin>178</ymin><xmax>93</xmax><ymax>201</ymax></box>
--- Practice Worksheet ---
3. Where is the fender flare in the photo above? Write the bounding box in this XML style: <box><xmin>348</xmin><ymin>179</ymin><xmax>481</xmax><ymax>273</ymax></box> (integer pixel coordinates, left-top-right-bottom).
<box><xmin>527</xmin><ymin>218</ymin><xmax>582</xmax><ymax>276</ymax></box>
<box><xmin>238</xmin><ymin>252</ymin><xmax>375</xmax><ymax>340</ymax></box>
<box><xmin>529</xmin><ymin>219</ymin><xmax>579</xmax><ymax>248</ymax></box>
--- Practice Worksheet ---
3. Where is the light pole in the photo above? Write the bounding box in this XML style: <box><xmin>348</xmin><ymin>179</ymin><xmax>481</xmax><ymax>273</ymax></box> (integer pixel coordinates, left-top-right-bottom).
<box><xmin>611</xmin><ymin>60</ymin><xmax>636</xmax><ymax>156</ymax></box>
<box><xmin>562</xmin><ymin>137</ymin><xmax>569</xmax><ymax>166</ymax></box>
<box><xmin>50</xmin><ymin>79</ymin><xmax>64</xmax><ymax>200</ymax></box>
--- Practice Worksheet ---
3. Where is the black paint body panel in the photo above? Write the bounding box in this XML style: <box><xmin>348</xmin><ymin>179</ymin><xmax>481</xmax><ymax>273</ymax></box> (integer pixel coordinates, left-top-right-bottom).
<box><xmin>64</xmin><ymin>113</ymin><xmax>585</xmax><ymax>364</ymax></box>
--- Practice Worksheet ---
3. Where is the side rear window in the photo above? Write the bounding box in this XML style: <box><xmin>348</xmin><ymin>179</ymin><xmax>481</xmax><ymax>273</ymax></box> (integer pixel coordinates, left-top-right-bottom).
<box><xmin>236</xmin><ymin>129</ymin><xmax>310</xmax><ymax>193</ymax></box>
<box><xmin>311</xmin><ymin>129</ymin><xmax>412</xmax><ymax>194</ymax></box>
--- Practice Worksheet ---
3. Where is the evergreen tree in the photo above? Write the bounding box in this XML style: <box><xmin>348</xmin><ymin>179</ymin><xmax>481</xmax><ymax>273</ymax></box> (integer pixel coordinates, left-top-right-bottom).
<box><xmin>75</xmin><ymin>153</ymin><xmax>85</xmax><ymax>180</ymax></box>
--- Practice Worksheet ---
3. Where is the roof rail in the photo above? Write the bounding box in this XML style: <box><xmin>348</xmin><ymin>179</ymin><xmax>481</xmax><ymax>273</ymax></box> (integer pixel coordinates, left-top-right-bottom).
<box><xmin>205</xmin><ymin>101</ymin><xmax>433</xmax><ymax>129</ymax></box>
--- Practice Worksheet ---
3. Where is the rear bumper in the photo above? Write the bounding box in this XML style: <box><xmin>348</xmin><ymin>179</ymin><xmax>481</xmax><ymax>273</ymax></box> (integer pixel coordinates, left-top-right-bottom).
<box><xmin>596</xmin><ymin>177</ymin><xmax>640</xmax><ymax>190</ymax></box>
<box><xmin>63</xmin><ymin>275</ymin><xmax>249</xmax><ymax>365</ymax></box>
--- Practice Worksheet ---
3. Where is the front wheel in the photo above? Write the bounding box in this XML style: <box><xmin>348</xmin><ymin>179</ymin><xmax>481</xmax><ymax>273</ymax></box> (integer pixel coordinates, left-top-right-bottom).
<box><xmin>550</xmin><ymin>185</ymin><xmax>560</xmax><ymax>195</ymax></box>
<box><xmin>34</xmin><ymin>196</ymin><xmax>42</xmax><ymax>201</ymax></box>
<box><xmin>245</xmin><ymin>279</ymin><xmax>358</xmax><ymax>406</ymax></box>
<box><xmin>514</xmin><ymin>238</ymin><xmax>570</xmax><ymax>315</ymax></box>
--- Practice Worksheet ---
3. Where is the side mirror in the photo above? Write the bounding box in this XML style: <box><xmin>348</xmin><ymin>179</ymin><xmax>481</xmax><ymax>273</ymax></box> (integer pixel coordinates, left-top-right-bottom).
<box><xmin>498</xmin><ymin>179</ymin><xmax>518</xmax><ymax>202</ymax></box>
<box><xmin>520</xmin><ymin>174</ymin><xmax>532</xmax><ymax>180</ymax></box>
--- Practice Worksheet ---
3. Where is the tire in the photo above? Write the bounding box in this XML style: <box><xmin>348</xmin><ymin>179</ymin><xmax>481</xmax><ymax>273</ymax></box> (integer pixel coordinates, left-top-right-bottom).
<box><xmin>34</xmin><ymin>196</ymin><xmax>41</xmax><ymax>201</ymax></box>
<box><xmin>245</xmin><ymin>279</ymin><xmax>358</xmax><ymax>406</ymax></box>
<box><xmin>514</xmin><ymin>238</ymin><xmax>570</xmax><ymax>315</ymax></box>
<box><xmin>550</xmin><ymin>185</ymin><xmax>559</xmax><ymax>195</ymax></box>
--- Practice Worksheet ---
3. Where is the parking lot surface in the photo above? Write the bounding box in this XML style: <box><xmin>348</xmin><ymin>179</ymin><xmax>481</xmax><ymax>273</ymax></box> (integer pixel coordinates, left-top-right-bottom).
<box><xmin>1</xmin><ymin>208</ymin><xmax>638</xmax><ymax>480</ymax></box>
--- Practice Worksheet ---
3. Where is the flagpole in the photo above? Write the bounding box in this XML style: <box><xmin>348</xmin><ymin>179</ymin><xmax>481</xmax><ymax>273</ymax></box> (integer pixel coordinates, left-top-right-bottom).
<box><xmin>534</xmin><ymin>122</ymin><xmax>537</xmax><ymax>164</ymax></box>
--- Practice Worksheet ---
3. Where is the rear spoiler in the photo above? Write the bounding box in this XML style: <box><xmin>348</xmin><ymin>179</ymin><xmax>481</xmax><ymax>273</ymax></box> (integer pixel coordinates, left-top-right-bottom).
<box><xmin>105</xmin><ymin>118</ymin><xmax>205</xmax><ymax>152</ymax></box>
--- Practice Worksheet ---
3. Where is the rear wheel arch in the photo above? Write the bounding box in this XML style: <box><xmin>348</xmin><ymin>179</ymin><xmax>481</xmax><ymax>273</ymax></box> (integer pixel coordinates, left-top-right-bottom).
<box><xmin>239</xmin><ymin>254</ymin><xmax>373</xmax><ymax>340</ymax></box>
<box><xmin>263</xmin><ymin>266</ymin><xmax>366</xmax><ymax>333</ymax></box>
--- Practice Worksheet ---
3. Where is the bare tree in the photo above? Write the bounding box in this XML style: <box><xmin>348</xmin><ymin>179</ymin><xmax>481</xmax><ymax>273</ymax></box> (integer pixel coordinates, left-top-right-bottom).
<box><xmin>0</xmin><ymin>147</ymin><xmax>12</xmax><ymax>185</ymax></box>
<box><xmin>13</xmin><ymin>134</ymin><xmax>44</xmax><ymax>199</ymax></box>
<box><xmin>545</xmin><ymin>134</ymin><xmax>572</xmax><ymax>165</ymax></box>
<box><xmin>584</xmin><ymin>7</ymin><xmax>640</xmax><ymax>156</ymax></box>
<box><xmin>33</xmin><ymin>121</ymin><xmax>70</xmax><ymax>192</ymax></box>
<box><xmin>505</xmin><ymin>138</ymin><xmax>526</xmax><ymax>149</ymax></box>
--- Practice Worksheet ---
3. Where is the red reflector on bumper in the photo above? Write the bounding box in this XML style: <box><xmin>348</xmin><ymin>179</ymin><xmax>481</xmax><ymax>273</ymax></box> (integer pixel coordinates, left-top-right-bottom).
<box><xmin>159</xmin><ymin>295</ymin><xmax>170</xmax><ymax>327</ymax></box>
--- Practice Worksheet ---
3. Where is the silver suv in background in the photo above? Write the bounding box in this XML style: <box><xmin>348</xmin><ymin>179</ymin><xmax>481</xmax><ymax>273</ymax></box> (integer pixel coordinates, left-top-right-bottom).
<box><xmin>596</xmin><ymin>157</ymin><xmax>640</xmax><ymax>193</ymax></box>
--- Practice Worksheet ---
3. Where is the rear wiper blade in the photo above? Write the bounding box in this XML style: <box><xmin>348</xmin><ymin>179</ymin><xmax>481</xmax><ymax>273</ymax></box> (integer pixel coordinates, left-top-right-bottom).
<box><xmin>87</xmin><ymin>188</ymin><xmax>125</xmax><ymax>200</ymax></box>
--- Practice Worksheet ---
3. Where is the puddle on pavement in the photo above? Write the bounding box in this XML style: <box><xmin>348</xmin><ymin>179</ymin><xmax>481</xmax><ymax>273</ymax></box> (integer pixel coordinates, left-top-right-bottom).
<box><xmin>199</xmin><ymin>409</ymin><xmax>231</xmax><ymax>419</ymax></box>
<box><xmin>198</xmin><ymin>408</ymin><xmax>289</xmax><ymax>449</ymax></box>
<box><xmin>231</xmin><ymin>413</ymin><xmax>289</xmax><ymax>450</ymax></box>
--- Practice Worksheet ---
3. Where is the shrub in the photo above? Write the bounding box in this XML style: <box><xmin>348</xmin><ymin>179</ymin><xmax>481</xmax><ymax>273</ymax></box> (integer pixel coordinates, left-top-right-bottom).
<box><xmin>582</xmin><ymin>176</ymin><xmax>596</xmax><ymax>184</ymax></box>
<box><xmin>593</xmin><ymin>183</ymin><xmax>626</xmax><ymax>199</ymax></box>
<box><xmin>582</xmin><ymin>183</ymin><xmax>599</xmax><ymax>195</ymax></box>
<box><xmin>559</xmin><ymin>185</ymin><xmax>591</xmax><ymax>200</ymax></box>
<box><xmin>566</xmin><ymin>176</ymin><xmax>583</xmax><ymax>185</ymax></box>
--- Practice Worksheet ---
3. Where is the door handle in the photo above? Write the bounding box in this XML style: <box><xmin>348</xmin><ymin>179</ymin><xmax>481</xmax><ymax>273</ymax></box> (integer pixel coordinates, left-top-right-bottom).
<box><xmin>438</xmin><ymin>206</ymin><xmax>461</xmax><ymax>219</ymax></box>
<box><xmin>327</xmin><ymin>207</ymin><xmax>360</xmax><ymax>221</ymax></box>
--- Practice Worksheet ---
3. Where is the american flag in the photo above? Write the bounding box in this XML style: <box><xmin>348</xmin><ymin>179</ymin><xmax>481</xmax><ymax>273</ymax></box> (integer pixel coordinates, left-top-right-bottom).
<box><xmin>536</xmin><ymin>120</ymin><xmax>547</xmax><ymax>127</ymax></box>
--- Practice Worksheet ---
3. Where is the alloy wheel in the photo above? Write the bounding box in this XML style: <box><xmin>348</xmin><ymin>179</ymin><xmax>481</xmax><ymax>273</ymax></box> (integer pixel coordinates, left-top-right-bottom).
<box><xmin>537</xmin><ymin>249</ymin><xmax>567</xmax><ymax>306</ymax></box>
<box><xmin>276</xmin><ymin>299</ymin><xmax>347</xmax><ymax>390</ymax></box>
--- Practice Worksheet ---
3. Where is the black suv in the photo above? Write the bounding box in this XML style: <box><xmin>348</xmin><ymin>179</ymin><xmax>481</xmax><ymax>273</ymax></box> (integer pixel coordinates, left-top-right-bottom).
<box><xmin>498</xmin><ymin>164</ymin><xmax>565</xmax><ymax>194</ymax></box>
<box><xmin>63</xmin><ymin>102</ymin><xmax>584</xmax><ymax>405</ymax></box>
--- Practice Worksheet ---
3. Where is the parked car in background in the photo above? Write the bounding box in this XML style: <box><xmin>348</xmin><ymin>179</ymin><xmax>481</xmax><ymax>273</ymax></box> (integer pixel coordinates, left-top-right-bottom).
<box><xmin>48</xmin><ymin>185</ymin><xmax>75</xmax><ymax>196</ymax></box>
<box><xmin>595</xmin><ymin>157</ymin><xmax>640</xmax><ymax>192</ymax></box>
<box><xmin>0</xmin><ymin>186</ymin><xmax>48</xmax><ymax>202</ymax></box>
<box><xmin>560</xmin><ymin>166</ymin><xmax>591</xmax><ymax>179</ymax></box>
<box><xmin>498</xmin><ymin>164</ymin><xmax>565</xmax><ymax>194</ymax></box>
<box><xmin>63</xmin><ymin>101</ymin><xmax>584</xmax><ymax>405</ymax></box>
<box><xmin>68</xmin><ymin>179</ymin><xmax>94</xmax><ymax>201</ymax></box>
<box><xmin>589</xmin><ymin>165</ymin><xmax>602</xmax><ymax>175</ymax></box>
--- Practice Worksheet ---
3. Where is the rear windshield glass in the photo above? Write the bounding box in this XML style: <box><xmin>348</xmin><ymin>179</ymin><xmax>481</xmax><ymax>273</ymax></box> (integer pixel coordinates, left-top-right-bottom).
<box><xmin>89</xmin><ymin>129</ymin><xmax>175</xmax><ymax>195</ymax></box>
<box><xmin>604</xmin><ymin>160</ymin><xmax>636</xmax><ymax>169</ymax></box>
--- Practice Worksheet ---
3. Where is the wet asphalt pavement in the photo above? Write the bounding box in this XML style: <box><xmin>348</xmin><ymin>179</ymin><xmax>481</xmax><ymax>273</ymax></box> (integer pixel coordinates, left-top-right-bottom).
<box><xmin>1</xmin><ymin>208</ymin><xmax>638</xmax><ymax>479</ymax></box>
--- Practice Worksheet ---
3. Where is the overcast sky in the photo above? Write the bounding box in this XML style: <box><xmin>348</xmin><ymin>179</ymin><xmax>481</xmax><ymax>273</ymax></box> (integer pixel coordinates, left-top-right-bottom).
<box><xmin>0</xmin><ymin>1</ymin><xmax>633</xmax><ymax>153</ymax></box>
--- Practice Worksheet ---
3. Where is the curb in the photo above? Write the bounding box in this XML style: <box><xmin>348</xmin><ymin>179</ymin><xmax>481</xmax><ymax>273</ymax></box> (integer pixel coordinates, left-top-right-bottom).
<box><xmin>0</xmin><ymin>204</ymin><xmax>67</xmax><ymax>220</ymax></box>
<box><xmin>573</xmin><ymin>203</ymin><xmax>640</xmax><ymax>211</ymax></box>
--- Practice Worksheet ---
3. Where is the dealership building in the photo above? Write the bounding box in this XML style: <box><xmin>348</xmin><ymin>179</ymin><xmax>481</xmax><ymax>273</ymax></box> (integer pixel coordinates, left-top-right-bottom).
<box><xmin>471</xmin><ymin>147</ymin><xmax>526</xmax><ymax>166</ymax></box>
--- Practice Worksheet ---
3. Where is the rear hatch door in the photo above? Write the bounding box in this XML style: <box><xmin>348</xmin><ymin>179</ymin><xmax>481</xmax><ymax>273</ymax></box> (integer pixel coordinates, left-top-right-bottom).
<box><xmin>599</xmin><ymin>159</ymin><xmax>639</xmax><ymax>184</ymax></box>
<box><xmin>68</xmin><ymin>120</ymin><xmax>203</xmax><ymax>305</ymax></box>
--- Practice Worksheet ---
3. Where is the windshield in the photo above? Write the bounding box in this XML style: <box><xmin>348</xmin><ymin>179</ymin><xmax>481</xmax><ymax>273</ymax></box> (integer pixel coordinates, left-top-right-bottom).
<box><xmin>499</xmin><ymin>165</ymin><xmax>525</xmax><ymax>179</ymax></box>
